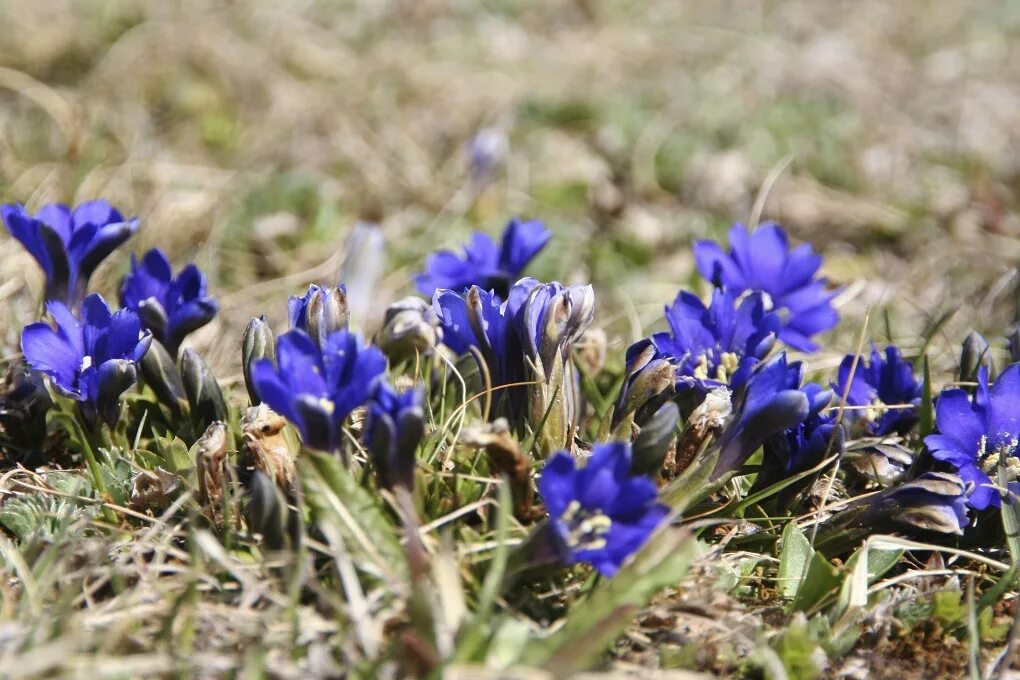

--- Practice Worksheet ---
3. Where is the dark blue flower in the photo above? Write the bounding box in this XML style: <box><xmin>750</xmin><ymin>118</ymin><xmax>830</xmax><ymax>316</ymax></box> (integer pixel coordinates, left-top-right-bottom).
<box><xmin>648</xmin><ymin>287</ymin><xmax>779</xmax><ymax>395</ymax></box>
<box><xmin>415</xmin><ymin>219</ymin><xmax>551</xmax><ymax>298</ymax></box>
<box><xmin>3</xmin><ymin>200</ymin><xmax>139</xmax><ymax>306</ymax></box>
<box><xmin>694</xmin><ymin>222</ymin><xmax>838</xmax><ymax>352</ymax></box>
<box><xmin>252</xmin><ymin>329</ymin><xmax>387</xmax><ymax>452</ymax></box>
<box><xmin>924</xmin><ymin>365</ymin><xmax>1020</xmax><ymax>510</ymax></box>
<box><xmin>288</xmin><ymin>284</ymin><xmax>350</xmax><ymax>348</ymax></box>
<box><xmin>853</xmin><ymin>472</ymin><xmax>970</xmax><ymax>535</ymax></box>
<box><xmin>712</xmin><ymin>352</ymin><xmax>814</xmax><ymax>480</ymax></box>
<box><xmin>364</xmin><ymin>381</ymin><xmax>425</xmax><ymax>491</ymax></box>
<box><xmin>119</xmin><ymin>248</ymin><xmax>218</xmax><ymax>355</ymax></box>
<box><xmin>834</xmin><ymin>345</ymin><xmax>921</xmax><ymax>436</ymax></box>
<box><xmin>21</xmin><ymin>294</ymin><xmax>151</xmax><ymax>427</ymax></box>
<box><xmin>538</xmin><ymin>441</ymin><xmax>668</xmax><ymax>577</ymax></box>
<box><xmin>755</xmin><ymin>384</ymin><xmax>840</xmax><ymax>503</ymax></box>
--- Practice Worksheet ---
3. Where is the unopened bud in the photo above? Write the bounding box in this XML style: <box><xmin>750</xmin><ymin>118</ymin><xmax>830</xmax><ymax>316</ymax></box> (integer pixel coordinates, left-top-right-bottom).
<box><xmin>182</xmin><ymin>348</ymin><xmax>228</xmax><ymax>429</ymax></box>
<box><xmin>242</xmin><ymin>316</ymin><xmax>275</xmax><ymax>405</ymax></box>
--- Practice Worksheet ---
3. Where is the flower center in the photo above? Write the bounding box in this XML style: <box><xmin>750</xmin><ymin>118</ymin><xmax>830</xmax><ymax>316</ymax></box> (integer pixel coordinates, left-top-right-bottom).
<box><xmin>980</xmin><ymin>434</ymin><xmax>1020</xmax><ymax>480</ymax></box>
<box><xmin>864</xmin><ymin>396</ymin><xmax>884</xmax><ymax>423</ymax></box>
<box><xmin>80</xmin><ymin>355</ymin><xmax>93</xmax><ymax>372</ymax></box>
<box><xmin>560</xmin><ymin>500</ymin><xmax>612</xmax><ymax>551</ymax></box>
<box><xmin>715</xmin><ymin>352</ymin><xmax>740</xmax><ymax>382</ymax></box>
<box><xmin>692</xmin><ymin>353</ymin><xmax>711</xmax><ymax>381</ymax></box>
<box><xmin>317</xmin><ymin>397</ymin><xmax>335</xmax><ymax>415</ymax></box>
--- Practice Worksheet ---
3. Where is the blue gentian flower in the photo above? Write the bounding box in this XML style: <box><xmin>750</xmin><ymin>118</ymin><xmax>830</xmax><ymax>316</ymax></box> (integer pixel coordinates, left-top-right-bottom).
<box><xmin>364</xmin><ymin>381</ymin><xmax>425</xmax><ymax>491</ymax></box>
<box><xmin>834</xmin><ymin>345</ymin><xmax>921</xmax><ymax>436</ymax></box>
<box><xmin>288</xmin><ymin>284</ymin><xmax>350</xmax><ymax>347</ymax></box>
<box><xmin>21</xmin><ymin>294</ymin><xmax>151</xmax><ymax>427</ymax></box>
<box><xmin>755</xmin><ymin>384</ymin><xmax>840</xmax><ymax>503</ymax></box>
<box><xmin>694</xmin><ymin>222</ymin><xmax>838</xmax><ymax>352</ymax></box>
<box><xmin>538</xmin><ymin>441</ymin><xmax>668</xmax><ymax>577</ymax></box>
<box><xmin>648</xmin><ymin>288</ymin><xmax>779</xmax><ymax>395</ymax></box>
<box><xmin>119</xmin><ymin>248</ymin><xmax>218</xmax><ymax>355</ymax></box>
<box><xmin>712</xmin><ymin>353</ymin><xmax>814</xmax><ymax>480</ymax></box>
<box><xmin>3</xmin><ymin>200</ymin><xmax>140</xmax><ymax>306</ymax></box>
<box><xmin>433</xmin><ymin>277</ymin><xmax>593</xmax><ymax>441</ymax></box>
<box><xmin>415</xmin><ymin>219</ymin><xmax>551</xmax><ymax>298</ymax></box>
<box><xmin>924</xmin><ymin>365</ymin><xmax>1020</xmax><ymax>510</ymax></box>
<box><xmin>251</xmin><ymin>329</ymin><xmax>387</xmax><ymax>452</ymax></box>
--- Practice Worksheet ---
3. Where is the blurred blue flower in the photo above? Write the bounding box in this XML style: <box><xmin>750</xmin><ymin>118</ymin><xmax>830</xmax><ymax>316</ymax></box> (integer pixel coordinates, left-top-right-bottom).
<box><xmin>2</xmin><ymin>200</ymin><xmax>139</xmax><ymax>306</ymax></box>
<box><xmin>538</xmin><ymin>441</ymin><xmax>668</xmax><ymax>577</ymax></box>
<box><xmin>755</xmin><ymin>384</ymin><xmax>840</xmax><ymax>503</ymax></box>
<box><xmin>712</xmin><ymin>353</ymin><xmax>813</xmax><ymax>480</ymax></box>
<box><xmin>119</xmin><ymin>248</ymin><xmax>218</xmax><ymax>355</ymax></box>
<box><xmin>648</xmin><ymin>288</ymin><xmax>779</xmax><ymax>395</ymax></box>
<box><xmin>834</xmin><ymin>345</ymin><xmax>921</xmax><ymax>436</ymax></box>
<box><xmin>364</xmin><ymin>380</ymin><xmax>425</xmax><ymax>491</ymax></box>
<box><xmin>21</xmin><ymin>293</ymin><xmax>151</xmax><ymax>427</ymax></box>
<box><xmin>925</xmin><ymin>365</ymin><xmax>1020</xmax><ymax>510</ymax></box>
<box><xmin>694</xmin><ymin>222</ymin><xmax>838</xmax><ymax>352</ymax></box>
<box><xmin>415</xmin><ymin>219</ymin><xmax>551</xmax><ymax>298</ymax></box>
<box><xmin>252</xmin><ymin>329</ymin><xmax>386</xmax><ymax>452</ymax></box>
<box><xmin>288</xmin><ymin>284</ymin><xmax>350</xmax><ymax>347</ymax></box>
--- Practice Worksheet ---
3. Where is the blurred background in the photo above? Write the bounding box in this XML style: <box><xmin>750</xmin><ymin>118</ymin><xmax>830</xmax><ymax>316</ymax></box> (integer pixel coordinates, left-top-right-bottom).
<box><xmin>1</xmin><ymin>0</ymin><xmax>1019</xmax><ymax>379</ymax></box>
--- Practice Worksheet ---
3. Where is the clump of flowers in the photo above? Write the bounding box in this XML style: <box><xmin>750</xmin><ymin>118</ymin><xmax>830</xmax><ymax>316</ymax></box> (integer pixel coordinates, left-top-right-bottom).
<box><xmin>3</xmin><ymin>200</ymin><xmax>139</xmax><ymax>306</ymax></box>
<box><xmin>645</xmin><ymin>287</ymin><xmax>780</xmax><ymax>396</ymax></box>
<box><xmin>120</xmin><ymin>248</ymin><xmax>219</xmax><ymax>355</ymax></box>
<box><xmin>694</xmin><ymin>222</ymin><xmax>839</xmax><ymax>352</ymax></box>
<box><xmin>415</xmin><ymin>218</ymin><xmax>550</xmax><ymax>298</ymax></box>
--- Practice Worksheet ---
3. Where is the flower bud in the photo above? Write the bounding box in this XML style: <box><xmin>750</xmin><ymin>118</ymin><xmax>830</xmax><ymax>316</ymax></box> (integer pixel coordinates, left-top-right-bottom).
<box><xmin>242</xmin><ymin>316</ymin><xmax>275</xmax><ymax>405</ymax></box>
<box><xmin>1009</xmin><ymin>325</ymin><xmax>1020</xmax><ymax>364</ymax></box>
<box><xmin>0</xmin><ymin>364</ymin><xmax>53</xmax><ymax>456</ymax></box>
<box><xmin>244</xmin><ymin>469</ymin><xmax>290</xmax><ymax>550</ymax></box>
<box><xmin>182</xmin><ymin>348</ymin><xmax>228</xmax><ymax>429</ymax></box>
<box><xmin>93</xmin><ymin>359</ymin><xmax>139</xmax><ymax>429</ymax></box>
<box><xmin>378</xmin><ymin>297</ymin><xmax>441</xmax><ymax>361</ymax></box>
<box><xmin>959</xmin><ymin>331</ymin><xmax>992</xmax><ymax>384</ymax></box>
<box><xmin>631</xmin><ymin>401</ymin><xmax>680</xmax><ymax>475</ymax></box>
<box><xmin>289</xmin><ymin>284</ymin><xmax>349</xmax><ymax>347</ymax></box>
<box><xmin>140</xmin><ymin>339</ymin><xmax>187</xmax><ymax>417</ymax></box>
<box><xmin>364</xmin><ymin>382</ymin><xmax>425</xmax><ymax>491</ymax></box>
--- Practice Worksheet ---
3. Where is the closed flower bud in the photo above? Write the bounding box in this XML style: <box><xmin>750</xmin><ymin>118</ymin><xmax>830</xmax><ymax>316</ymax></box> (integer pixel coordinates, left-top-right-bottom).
<box><xmin>364</xmin><ymin>382</ymin><xmax>425</xmax><ymax>491</ymax></box>
<box><xmin>619</xmin><ymin>355</ymin><xmax>676</xmax><ymax>424</ymax></box>
<box><xmin>1009</xmin><ymin>325</ymin><xmax>1020</xmax><ymax>364</ymax></box>
<box><xmin>631</xmin><ymin>401</ymin><xmax>680</xmax><ymax>475</ymax></box>
<box><xmin>289</xmin><ymin>284</ymin><xmax>349</xmax><ymax>348</ymax></box>
<box><xmin>959</xmin><ymin>331</ymin><xmax>992</xmax><ymax>384</ymax></box>
<box><xmin>244</xmin><ymin>470</ymin><xmax>290</xmax><ymax>550</ymax></box>
<box><xmin>140</xmin><ymin>339</ymin><xmax>187</xmax><ymax>417</ymax></box>
<box><xmin>378</xmin><ymin>297</ymin><xmax>441</xmax><ymax>361</ymax></box>
<box><xmin>851</xmin><ymin>472</ymin><xmax>969</xmax><ymax>536</ymax></box>
<box><xmin>0</xmin><ymin>364</ymin><xmax>53</xmax><ymax>456</ymax></box>
<box><xmin>242</xmin><ymin>316</ymin><xmax>275</xmax><ymax>405</ymax></box>
<box><xmin>182</xmin><ymin>348</ymin><xmax>228</xmax><ymax>429</ymax></box>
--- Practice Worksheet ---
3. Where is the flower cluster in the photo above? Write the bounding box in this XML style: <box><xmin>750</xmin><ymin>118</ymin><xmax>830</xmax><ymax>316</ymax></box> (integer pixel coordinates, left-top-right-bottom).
<box><xmin>834</xmin><ymin>345</ymin><xmax>921</xmax><ymax>437</ymax></box>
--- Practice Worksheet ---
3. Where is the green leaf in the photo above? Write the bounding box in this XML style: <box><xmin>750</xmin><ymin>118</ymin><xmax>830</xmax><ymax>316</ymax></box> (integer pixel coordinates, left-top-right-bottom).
<box><xmin>999</xmin><ymin>466</ymin><xmax>1020</xmax><ymax>565</ymax></box>
<box><xmin>519</xmin><ymin>527</ymin><xmax>698</xmax><ymax>674</ymax></box>
<box><xmin>301</xmin><ymin>451</ymin><xmax>408</xmax><ymax>584</ymax></box>
<box><xmin>778</xmin><ymin>522</ymin><xmax>813</xmax><ymax>600</ymax></box>
<box><xmin>791</xmin><ymin>551</ymin><xmax>841</xmax><ymax>612</ymax></box>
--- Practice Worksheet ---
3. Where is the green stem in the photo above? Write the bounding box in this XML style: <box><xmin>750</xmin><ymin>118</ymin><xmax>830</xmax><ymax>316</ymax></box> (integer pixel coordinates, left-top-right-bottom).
<box><xmin>69</xmin><ymin>418</ymin><xmax>118</xmax><ymax>526</ymax></box>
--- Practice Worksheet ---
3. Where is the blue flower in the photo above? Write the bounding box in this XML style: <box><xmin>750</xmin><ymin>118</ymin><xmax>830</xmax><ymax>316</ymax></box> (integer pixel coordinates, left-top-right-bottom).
<box><xmin>288</xmin><ymin>284</ymin><xmax>350</xmax><ymax>347</ymax></box>
<box><xmin>538</xmin><ymin>441</ymin><xmax>668</xmax><ymax>577</ymax></box>
<box><xmin>648</xmin><ymin>288</ymin><xmax>779</xmax><ymax>395</ymax></box>
<box><xmin>712</xmin><ymin>353</ymin><xmax>814</xmax><ymax>480</ymax></box>
<box><xmin>433</xmin><ymin>277</ymin><xmax>593</xmax><ymax>442</ymax></box>
<box><xmin>3</xmin><ymin>200</ymin><xmax>139</xmax><ymax>306</ymax></box>
<box><xmin>364</xmin><ymin>381</ymin><xmax>425</xmax><ymax>491</ymax></box>
<box><xmin>21</xmin><ymin>294</ymin><xmax>151</xmax><ymax>427</ymax></box>
<box><xmin>834</xmin><ymin>345</ymin><xmax>921</xmax><ymax>436</ymax></box>
<box><xmin>119</xmin><ymin>249</ymin><xmax>218</xmax><ymax>355</ymax></box>
<box><xmin>415</xmin><ymin>219</ymin><xmax>551</xmax><ymax>298</ymax></box>
<box><xmin>853</xmin><ymin>472</ymin><xmax>970</xmax><ymax>535</ymax></box>
<box><xmin>694</xmin><ymin>222</ymin><xmax>838</xmax><ymax>352</ymax></box>
<box><xmin>755</xmin><ymin>384</ymin><xmax>840</xmax><ymax>503</ymax></box>
<box><xmin>924</xmin><ymin>365</ymin><xmax>1020</xmax><ymax>510</ymax></box>
<box><xmin>252</xmin><ymin>329</ymin><xmax>387</xmax><ymax>452</ymax></box>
